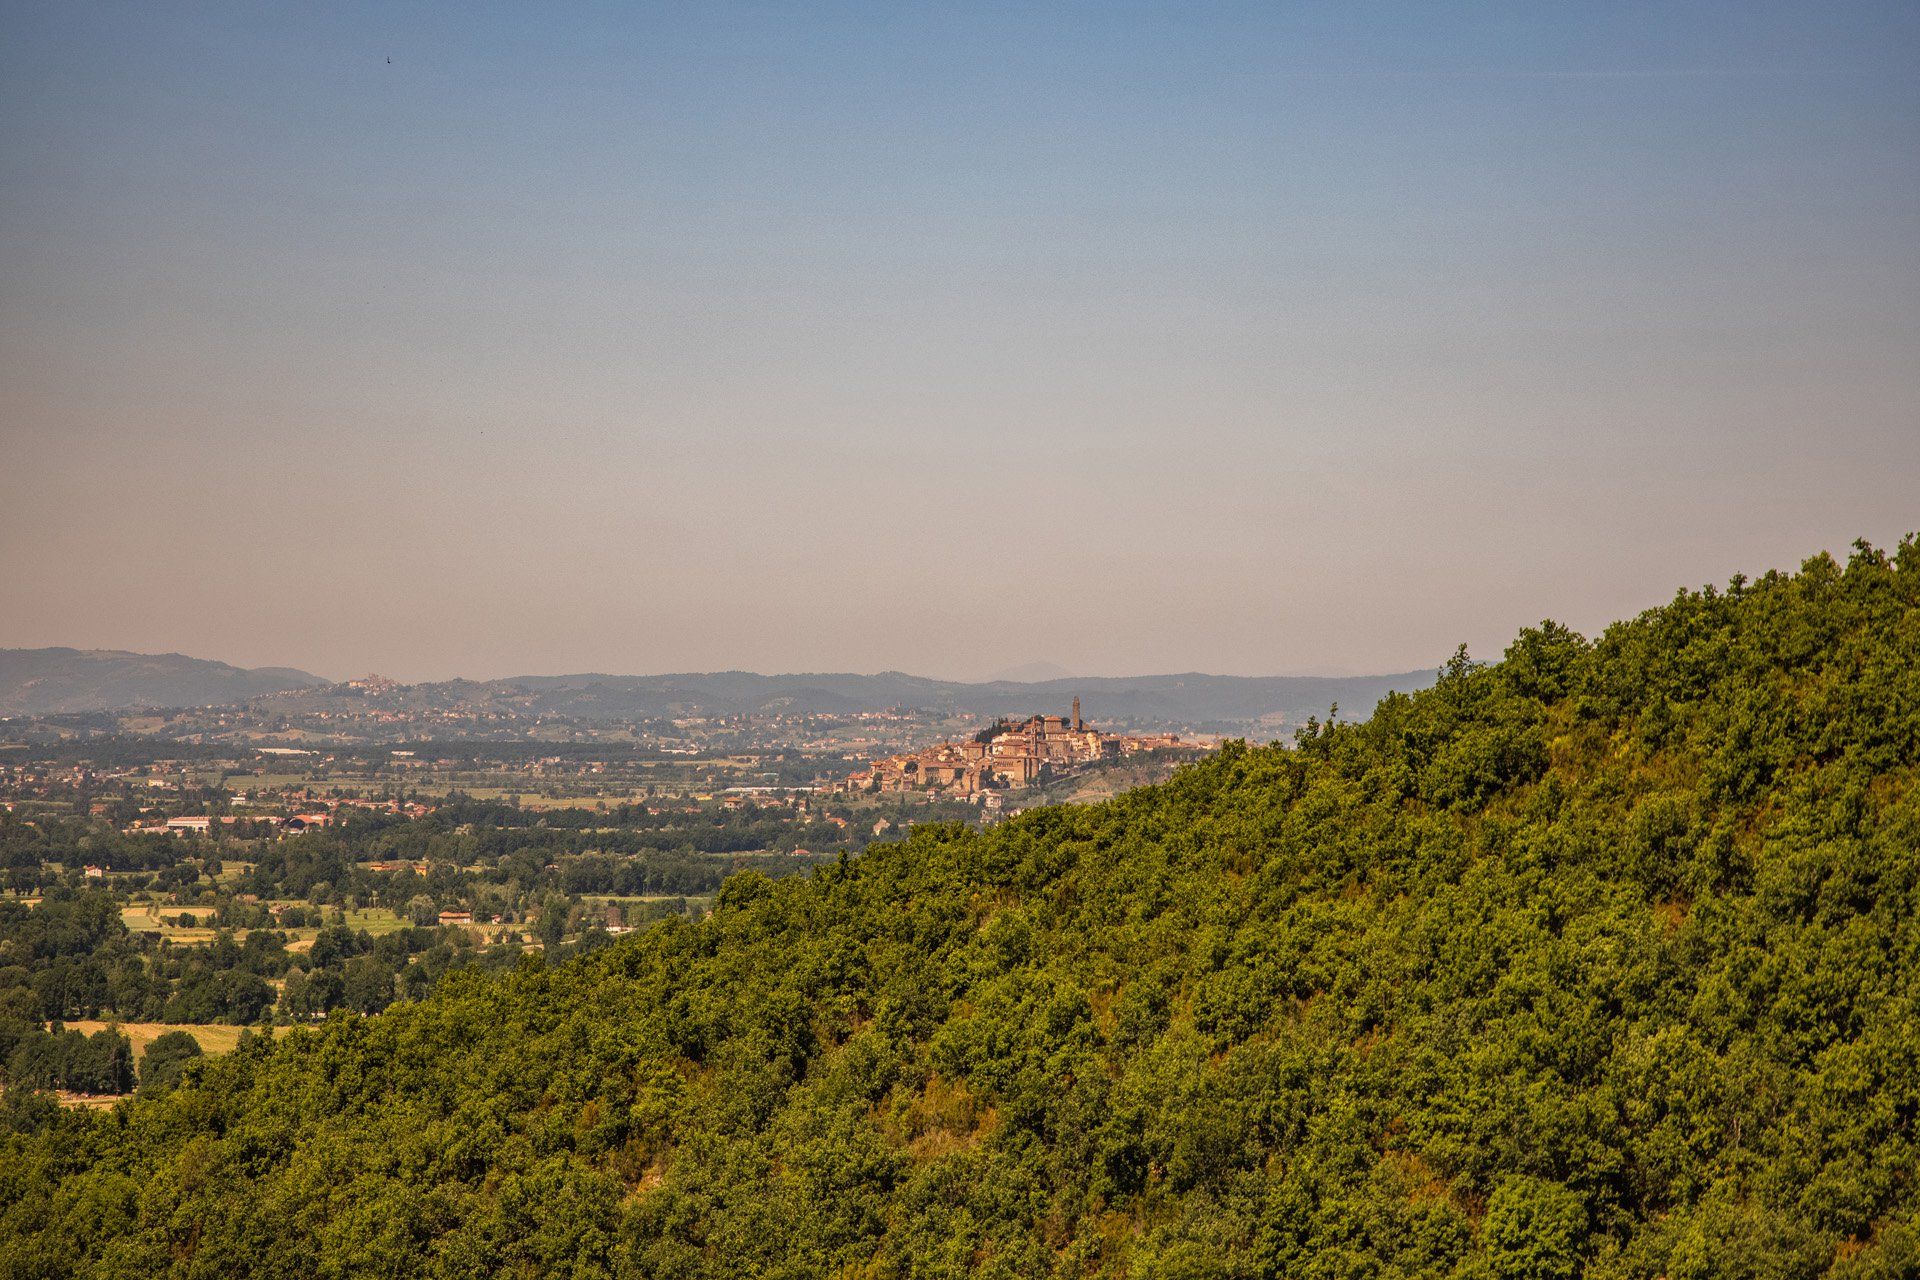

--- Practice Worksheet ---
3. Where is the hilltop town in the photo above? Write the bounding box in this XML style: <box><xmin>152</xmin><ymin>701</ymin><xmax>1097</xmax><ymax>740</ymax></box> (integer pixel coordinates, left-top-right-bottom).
<box><xmin>836</xmin><ymin>698</ymin><xmax>1204</xmax><ymax>799</ymax></box>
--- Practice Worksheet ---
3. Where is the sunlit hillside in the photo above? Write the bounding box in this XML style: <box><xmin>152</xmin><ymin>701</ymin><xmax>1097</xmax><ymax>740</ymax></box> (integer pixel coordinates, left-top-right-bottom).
<box><xmin>3</xmin><ymin>540</ymin><xmax>1916</xmax><ymax>1279</ymax></box>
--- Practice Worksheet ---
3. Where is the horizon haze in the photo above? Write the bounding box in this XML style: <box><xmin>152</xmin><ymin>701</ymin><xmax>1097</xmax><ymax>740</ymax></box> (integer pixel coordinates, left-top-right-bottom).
<box><xmin>3</xmin><ymin>2</ymin><xmax>1916</xmax><ymax>683</ymax></box>
<box><xmin>0</xmin><ymin>642</ymin><xmax>1438</xmax><ymax>725</ymax></box>
<box><xmin>0</xmin><ymin>641</ymin><xmax>1440</xmax><ymax>698</ymax></box>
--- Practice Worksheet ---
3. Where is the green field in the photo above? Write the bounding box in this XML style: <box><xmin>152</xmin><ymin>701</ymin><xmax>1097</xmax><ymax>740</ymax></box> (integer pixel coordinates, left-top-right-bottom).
<box><xmin>339</xmin><ymin>906</ymin><xmax>410</xmax><ymax>935</ymax></box>
<box><xmin>118</xmin><ymin>904</ymin><xmax>221</xmax><ymax>944</ymax></box>
<box><xmin>119</xmin><ymin>901</ymin><xmax>413</xmax><ymax>945</ymax></box>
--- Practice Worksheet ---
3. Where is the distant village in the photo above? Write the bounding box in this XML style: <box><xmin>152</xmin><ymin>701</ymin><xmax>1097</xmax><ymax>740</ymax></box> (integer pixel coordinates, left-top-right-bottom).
<box><xmin>835</xmin><ymin>698</ymin><xmax>1203</xmax><ymax>800</ymax></box>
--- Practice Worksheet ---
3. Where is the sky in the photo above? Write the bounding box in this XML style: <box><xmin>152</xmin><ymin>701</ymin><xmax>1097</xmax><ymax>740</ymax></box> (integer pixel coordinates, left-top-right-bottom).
<box><xmin>2</xmin><ymin>2</ymin><xmax>1916</xmax><ymax>684</ymax></box>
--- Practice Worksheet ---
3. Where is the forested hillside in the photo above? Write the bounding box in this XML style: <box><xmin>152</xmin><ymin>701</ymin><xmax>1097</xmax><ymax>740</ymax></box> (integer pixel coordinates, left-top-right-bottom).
<box><xmin>3</xmin><ymin>541</ymin><xmax>1917</xmax><ymax>1279</ymax></box>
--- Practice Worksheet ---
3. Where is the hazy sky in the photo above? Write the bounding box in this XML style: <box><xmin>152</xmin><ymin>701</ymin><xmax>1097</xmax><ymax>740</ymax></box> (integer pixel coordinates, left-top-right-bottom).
<box><xmin>3</xmin><ymin>2</ymin><xmax>1915</xmax><ymax>683</ymax></box>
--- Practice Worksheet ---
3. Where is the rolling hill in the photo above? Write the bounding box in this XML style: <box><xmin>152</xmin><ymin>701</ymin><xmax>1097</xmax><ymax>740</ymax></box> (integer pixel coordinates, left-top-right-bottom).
<box><xmin>250</xmin><ymin>668</ymin><xmax>1437</xmax><ymax>731</ymax></box>
<box><xmin>0</xmin><ymin>648</ymin><xmax>324</xmax><ymax>716</ymax></box>
<box><xmin>1</xmin><ymin>650</ymin><xmax>1435</xmax><ymax>731</ymax></box>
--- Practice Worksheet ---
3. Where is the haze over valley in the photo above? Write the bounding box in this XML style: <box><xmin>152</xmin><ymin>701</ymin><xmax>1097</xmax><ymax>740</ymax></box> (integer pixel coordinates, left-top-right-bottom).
<box><xmin>1</xmin><ymin>3</ymin><xmax>1915</xmax><ymax>1276</ymax></box>
<box><xmin>0</xmin><ymin>645</ymin><xmax>1430</xmax><ymax>736</ymax></box>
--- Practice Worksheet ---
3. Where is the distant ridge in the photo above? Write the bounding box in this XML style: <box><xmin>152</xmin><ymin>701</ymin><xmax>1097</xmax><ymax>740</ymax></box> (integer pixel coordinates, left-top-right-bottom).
<box><xmin>0</xmin><ymin>648</ymin><xmax>325</xmax><ymax>716</ymax></box>
<box><xmin>0</xmin><ymin>648</ymin><xmax>1436</xmax><ymax>730</ymax></box>
<box><xmin>251</xmin><ymin>667</ymin><xmax>1437</xmax><ymax>731</ymax></box>
<box><xmin>988</xmin><ymin>660</ymin><xmax>1074</xmax><ymax>683</ymax></box>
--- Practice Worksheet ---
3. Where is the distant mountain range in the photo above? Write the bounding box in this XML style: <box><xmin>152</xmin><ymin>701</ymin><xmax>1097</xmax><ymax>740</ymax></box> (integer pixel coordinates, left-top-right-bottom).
<box><xmin>238</xmin><ymin>668</ymin><xmax>1437</xmax><ymax>732</ymax></box>
<box><xmin>987</xmin><ymin>660</ymin><xmax>1075</xmax><ymax>683</ymax></box>
<box><xmin>454</xmin><ymin>670</ymin><xmax>1437</xmax><ymax>728</ymax></box>
<box><xmin>0</xmin><ymin>648</ymin><xmax>325</xmax><ymax>716</ymax></box>
<box><xmin>0</xmin><ymin>648</ymin><xmax>1437</xmax><ymax>730</ymax></box>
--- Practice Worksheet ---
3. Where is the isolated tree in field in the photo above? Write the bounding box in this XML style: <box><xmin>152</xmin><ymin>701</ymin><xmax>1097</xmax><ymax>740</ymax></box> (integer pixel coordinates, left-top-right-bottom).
<box><xmin>139</xmin><ymin>1030</ymin><xmax>202</xmax><ymax>1093</ymax></box>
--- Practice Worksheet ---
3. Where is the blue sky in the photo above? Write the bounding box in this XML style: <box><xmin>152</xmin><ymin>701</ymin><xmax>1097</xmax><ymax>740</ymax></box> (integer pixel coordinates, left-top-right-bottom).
<box><xmin>3</xmin><ymin>2</ymin><xmax>1916</xmax><ymax>681</ymax></box>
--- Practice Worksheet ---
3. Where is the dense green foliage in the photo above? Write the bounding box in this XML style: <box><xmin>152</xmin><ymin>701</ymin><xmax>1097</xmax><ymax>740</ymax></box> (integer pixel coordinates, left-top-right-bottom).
<box><xmin>0</xmin><ymin>889</ymin><xmax>507</xmax><ymax>1034</ymax></box>
<box><xmin>2</xmin><ymin>542</ymin><xmax>1916</xmax><ymax>1278</ymax></box>
<box><xmin>0</xmin><ymin>799</ymin><xmax>837</xmax><ymax>901</ymax></box>
<box><xmin>0</xmin><ymin>1024</ymin><xmax>132</xmax><ymax>1096</ymax></box>
<box><xmin>134</xmin><ymin>1032</ymin><xmax>201</xmax><ymax>1095</ymax></box>
<box><xmin>0</xmin><ymin>891</ymin><xmax>270</xmax><ymax>1026</ymax></box>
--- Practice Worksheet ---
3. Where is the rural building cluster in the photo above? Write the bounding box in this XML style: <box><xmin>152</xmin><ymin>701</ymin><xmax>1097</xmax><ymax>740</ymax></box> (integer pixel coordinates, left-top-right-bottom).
<box><xmin>836</xmin><ymin>699</ymin><xmax>1193</xmax><ymax>798</ymax></box>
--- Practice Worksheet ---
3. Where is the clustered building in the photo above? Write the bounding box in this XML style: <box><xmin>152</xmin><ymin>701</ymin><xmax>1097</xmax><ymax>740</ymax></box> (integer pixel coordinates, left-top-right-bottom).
<box><xmin>837</xmin><ymin>699</ymin><xmax>1191</xmax><ymax>798</ymax></box>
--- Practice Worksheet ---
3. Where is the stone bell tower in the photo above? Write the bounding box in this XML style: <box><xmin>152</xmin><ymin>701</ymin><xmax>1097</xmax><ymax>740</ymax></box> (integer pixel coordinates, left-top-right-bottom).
<box><xmin>1072</xmin><ymin>697</ymin><xmax>1082</xmax><ymax>731</ymax></box>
